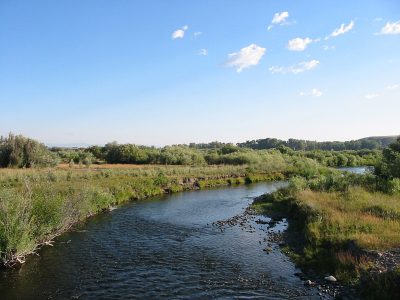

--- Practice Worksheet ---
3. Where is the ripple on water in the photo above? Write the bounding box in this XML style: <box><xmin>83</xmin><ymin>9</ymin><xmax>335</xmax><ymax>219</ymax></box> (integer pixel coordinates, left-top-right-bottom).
<box><xmin>0</xmin><ymin>182</ymin><xmax>324</xmax><ymax>299</ymax></box>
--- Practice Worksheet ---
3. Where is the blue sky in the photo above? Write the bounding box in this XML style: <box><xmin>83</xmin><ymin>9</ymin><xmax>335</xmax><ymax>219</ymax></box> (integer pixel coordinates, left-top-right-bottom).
<box><xmin>0</xmin><ymin>0</ymin><xmax>399</xmax><ymax>146</ymax></box>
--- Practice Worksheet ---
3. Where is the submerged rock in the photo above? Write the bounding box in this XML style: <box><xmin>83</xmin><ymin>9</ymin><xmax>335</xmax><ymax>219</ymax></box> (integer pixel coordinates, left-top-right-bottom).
<box><xmin>263</xmin><ymin>247</ymin><xmax>273</xmax><ymax>253</ymax></box>
<box><xmin>304</xmin><ymin>280</ymin><xmax>315</xmax><ymax>286</ymax></box>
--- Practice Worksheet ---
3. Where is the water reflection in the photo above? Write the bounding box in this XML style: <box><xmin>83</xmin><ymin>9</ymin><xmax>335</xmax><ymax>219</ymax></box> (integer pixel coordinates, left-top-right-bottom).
<box><xmin>0</xmin><ymin>182</ymin><xmax>322</xmax><ymax>299</ymax></box>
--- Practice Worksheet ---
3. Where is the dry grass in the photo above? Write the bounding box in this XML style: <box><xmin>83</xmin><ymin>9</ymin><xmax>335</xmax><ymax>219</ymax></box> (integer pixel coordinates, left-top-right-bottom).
<box><xmin>297</xmin><ymin>187</ymin><xmax>400</xmax><ymax>250</ymax></box>
<box><xmin>57</xmin><ymin>163</ymin><xmax>153</xmax><ymax>169</ymax></box>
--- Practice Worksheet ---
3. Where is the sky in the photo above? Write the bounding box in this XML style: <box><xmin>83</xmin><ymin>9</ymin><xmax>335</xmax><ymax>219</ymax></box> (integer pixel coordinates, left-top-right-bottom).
<box><xmin>0</xmin><ymin>0</ymin><xmax>399</xmax><ymax>146</ymax></box>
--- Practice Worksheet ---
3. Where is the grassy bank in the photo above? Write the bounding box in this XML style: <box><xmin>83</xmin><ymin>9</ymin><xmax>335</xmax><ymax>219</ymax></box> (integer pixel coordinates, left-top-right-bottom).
<box><xmin>0</xmin><ymin>164</ymin><xmax>288</xmax><ymax>267</ymax></box>
<box><xmin>253</xmin><ymin>175</ymin><xmax>400</xmax><ymax>298</ymax></box>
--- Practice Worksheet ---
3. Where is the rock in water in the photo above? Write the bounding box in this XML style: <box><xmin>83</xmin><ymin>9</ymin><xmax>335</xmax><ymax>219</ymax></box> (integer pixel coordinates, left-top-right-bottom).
<box><xmin>324</xmin><ymin>275</ymin><xmax>337</xmax><ymax>282</ymax></box>
<box><xmin>304</xmin><ymin>280</ymin><xmax>315</xmax><ymax>286</ymax></box>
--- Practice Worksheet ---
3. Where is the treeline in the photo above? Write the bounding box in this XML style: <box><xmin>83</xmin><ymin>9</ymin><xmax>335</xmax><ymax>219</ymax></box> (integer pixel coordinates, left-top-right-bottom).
<box><xmin>55</xmin><ymin>143</ymin><xmax>283</xmax><ymax>166</ymax></box>
<box><xmin>51</xmin><ymin>142</ymin><xmax>382</xmax><ymax>168</ymax></box>
<box><xmin>0</xmin><ymin>133</ymin><xmax>387</xmax><ymax>168</ymax></box>
<box><xmin>237</xmin><ymin>136</ymin><xmax>396</xmax><ymax>151</ymax></box>
<box><xmin>295</xmin><ymin>148</ymin><xmax>381</xmax><ymax>167</ymax></box>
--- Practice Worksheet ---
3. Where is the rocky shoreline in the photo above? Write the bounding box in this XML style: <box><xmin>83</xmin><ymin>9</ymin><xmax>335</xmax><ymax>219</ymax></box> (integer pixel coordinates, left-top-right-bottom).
<box><xmin>213</xmin><ymin>205</ymin><xmax>361</xmax><ymax>299</ymax></box>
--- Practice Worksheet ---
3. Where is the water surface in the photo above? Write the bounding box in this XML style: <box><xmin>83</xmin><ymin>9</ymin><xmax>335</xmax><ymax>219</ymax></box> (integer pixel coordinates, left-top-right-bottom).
<box><xmin>337</xmin><ymin>166</ymin><xmax>372</xmax><ymax>174</ymax></box>
<box><xmin>0</xmin><ymin>182</ymin><xmax>322</xmax><ymax>299</ymax></box>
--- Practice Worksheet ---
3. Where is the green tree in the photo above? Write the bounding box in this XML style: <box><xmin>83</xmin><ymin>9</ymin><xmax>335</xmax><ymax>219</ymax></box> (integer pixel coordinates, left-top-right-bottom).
<box><xmin>375</xmin><ymin>136</ymin><xmax>400</xmax><ymax>179</ymax></box>
<box><xmin>0</xmin><ymin>134</ymin><xmax>58</xmax><ymax>168</ymax></box>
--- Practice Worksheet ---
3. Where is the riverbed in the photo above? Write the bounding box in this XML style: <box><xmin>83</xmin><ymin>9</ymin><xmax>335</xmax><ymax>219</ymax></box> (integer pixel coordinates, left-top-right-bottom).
<box><xmin>0</xmin><ymin>182</ymin><xmax>325</xmax><ymax>299</ymax></box>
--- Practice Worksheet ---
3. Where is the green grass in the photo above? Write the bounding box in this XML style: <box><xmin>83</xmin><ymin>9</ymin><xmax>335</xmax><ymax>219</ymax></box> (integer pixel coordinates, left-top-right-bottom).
<box><xmin>0</xmin><ymin>164</ymin><xmax>287</xmax><ymax>267</ymax></box>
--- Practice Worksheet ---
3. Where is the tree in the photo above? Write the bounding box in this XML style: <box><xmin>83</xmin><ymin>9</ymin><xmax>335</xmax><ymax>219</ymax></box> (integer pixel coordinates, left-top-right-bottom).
<box><xmin>0</xmin><ymin>134</ymin><xmax>58</xmax><ymax>168</ymax></box>
<box><xmin>375</xmin><ymin>136</ymin><xmax>400</xmax><ymax>179</ymax></box>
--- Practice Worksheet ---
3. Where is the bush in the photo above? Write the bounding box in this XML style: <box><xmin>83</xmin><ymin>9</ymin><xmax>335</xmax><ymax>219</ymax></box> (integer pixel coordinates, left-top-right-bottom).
<box><xmin>289</xmin><ymin>176</ymin><xmax>308</xmax><ymax>192</ymax></box>
<box><xmin>0</xmin><ymin>134</ymin><xmax>58</xmax><ymax>168</ymax></box>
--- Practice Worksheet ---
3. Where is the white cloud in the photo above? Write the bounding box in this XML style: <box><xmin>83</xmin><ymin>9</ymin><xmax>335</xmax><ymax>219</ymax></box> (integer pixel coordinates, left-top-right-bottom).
<box><xmin>198</xmin><ymin>49</ymin><xmax>208</xmax><ymax>56</ymax></box>
<box><xmin>172</xmin><ymin>25</ymin><xmax>189</xmax><ymax>40</ymax></box>
<box><xmin>272</xmin><ymin>11</ymin><xmax>289</xmax><ymax>24</ymax></box>
<box><xmin>374</xmin><ymin>17</ymin><xmax>383</xmax><ymax>22</ymax></box>
<box><xmin>226</xmin><ymin>44</ymin><xmax>266</xmax><ymax>72</ymax></box>
<box><xmin>326</xmin><ymin>20</ymin><xmax>354</xmax><ymax>39</ymax></box>
<box><xmin>269</xmin><ymin>59</ymin><xmax>320</xmax><ymax>74</ymax></box>
<box><xmin>288</xmin><ymin>37</ymin><xmax>313</xmax><ymax>51</ymax></box>
<box><xmin>363</xmin><ymin>84</ymin><xmax>398</xmax><ymax>100</ymax></box>
<box><xmin>365</xmin><ymin>93</ymin><xmax>379</xmax><ymax>99</ymax></box>
<box><xmin>172</xmin><ymin>29</ymin><xmax>185</xmax><ymax>39</ymax></box>
<box><xmin>268</xmin><ymin>11</ymin><xmax>289</xmax><ymax>30</ymax></box>
<box><xmin>378</xmin><ymin>20</ymin><xmax>400</xmax><ymax>35</ymax></box>
<box><xmin>194</xmin><ymin>31</ymin><xmax>202</xmax><ymax>37</ymax></box>
<box><xmin>323</xmin><ymin>45</ymin><xmax>335</xmax><ymax>51</ymax></box>
<box><xmin>385</xmin><ymin>84</ymin><xmax>399</xmax><ymax>90</ymax></box>
<box><xmin>300</xmin><ymin>88</ymin><xmax>323</xmax><ymax>97</ymax></box>
<box><xmin>364</xmin><ymin>84</ymin><xmax>398</xmax><ymax>100</ymax></box>
<box><xmin>311</xmin><ymin>88</ymin><xmax>322</xmax><ymax>97</ymax></box>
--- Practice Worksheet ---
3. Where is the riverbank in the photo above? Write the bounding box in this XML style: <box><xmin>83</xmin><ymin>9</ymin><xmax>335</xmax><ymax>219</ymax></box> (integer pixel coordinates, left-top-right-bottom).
<box><xmin>252</xmin><ymin>185</ymin><xmax>400</xmax><ymax>299</ymax></box>
<box><xmin>0</xmin><ymin>164</ymin><xmax>288</xmax><ymax>268</ymax></box>
<box><xmin>0</xmin><ymin>182</ymin><xmax>324</xmax><ymax>299</ymax></box>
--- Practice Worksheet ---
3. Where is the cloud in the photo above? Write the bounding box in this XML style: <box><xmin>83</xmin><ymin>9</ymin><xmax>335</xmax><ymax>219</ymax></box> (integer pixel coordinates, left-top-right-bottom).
<box><xmin>194</xmin><ymin>31</ymin><xmax>202</xmax><ymax>37</ymax></box>
<box><xmin>272</xmin><ymin>11</ymin><xmax>289</xmax><ymax>24</ymax></box>
<box><xmin>172</xmin><ymin>29</ymin><xmax>185</xmax><ymax>39</ymax></box>
<box><xmin>172</xmin><ymin>25</ymin><xmax>189</xmax><ymax>39</ymax></box>
<box><xmin>378</xmin><ymin>20</ymin><xmax>400</xmax><ymax>35</ymax></box>
<box><xmin>288</xmin><ymin>37</ymin><xmax>313</xmax><ymax>51</ymax></box>
<box><xmin>385</xmin><ymin>84</ymin><xmax>399</xmax><ymax>90</ymax></box>
<box><xmin>226</xmin><ymin>44</ymin><xmax>266</xmax><ymax>73</ymax></box>
<box><xmin>365</xmin><ymin>93</ymin><xmax>379</xmax><ymax>99</ymax></box>
<box><xmin>326</xmin><ymin>20</ymin><xmax>354</xmax><ymax>39</ymax></box>
<box><xmin>269</xmin><ymin>59</ymin><xmax>320</xmax><ymax>74</ymax></box>
<box><xmin>323</xmin><ymin>45</ymin><xmax>335</xmax><ymax>51</ymax></box>
<box><xmin>198</xmin><ymin>49</ymin><xmax>208</xmax><ymax>56</ymax></box>
<box><xmin>300</xmin><ymin>88</ymin><xmax>323</xmax><ymax>97</ymax></box>
<box><xmin>268</xmin><ymin>11</ymin><xmax>289</xmax><ymax>31</ymax></box>
<box><xmin>364</xmin><ymin>84</ymin><xmax>398</xmax><ymax>100</ymax></box>
<box><xmin>311</xmin><ymin>88</ymin><xmax>323</xmax><ymax>97</ymax></box>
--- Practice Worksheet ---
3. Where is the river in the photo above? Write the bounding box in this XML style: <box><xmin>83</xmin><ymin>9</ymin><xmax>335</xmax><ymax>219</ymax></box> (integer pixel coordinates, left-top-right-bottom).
<box><xmin>0</xmin><ymin>182</ymin><xmax>326</xmax><ymax>299</ymax></box>
<box><xmin>337</xmin><ymin>166</ymin><xmax>373</xmax><ymax>174</ymax></box>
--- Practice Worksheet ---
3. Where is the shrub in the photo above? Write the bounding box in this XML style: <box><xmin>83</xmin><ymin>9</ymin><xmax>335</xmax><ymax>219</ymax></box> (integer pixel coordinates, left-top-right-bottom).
<box><xmin>0</xmin><ymin>134</ymin><xmax>58</xmax><ymax>168</ymax></box>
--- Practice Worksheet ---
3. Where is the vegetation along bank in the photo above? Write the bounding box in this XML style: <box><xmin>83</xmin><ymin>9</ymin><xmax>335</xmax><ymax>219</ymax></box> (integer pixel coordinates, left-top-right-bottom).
<box><xmin>0</xmin><ymin>133</ymin><xmax>398</xmax><ymax>299</ymax></box>
<box><xmin>253</xmin><ymin>137</ymin><xmax>400</xmax><ymax>299</ymax></box>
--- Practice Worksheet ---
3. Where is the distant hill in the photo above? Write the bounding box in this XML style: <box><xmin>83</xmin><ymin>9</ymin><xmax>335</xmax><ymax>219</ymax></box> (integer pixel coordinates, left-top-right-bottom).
<box><xmin>236</xmin><ymin>136</ymin><xmax>398</xmax><ymax>151</ymax></box>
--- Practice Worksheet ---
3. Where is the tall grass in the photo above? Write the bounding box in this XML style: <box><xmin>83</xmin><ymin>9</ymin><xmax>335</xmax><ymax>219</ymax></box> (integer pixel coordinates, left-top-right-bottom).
<box><xmin>253</xmin><ymin>172</ymin><xmax>400</xmax><ymax>288</ymax></box>
<box><xmin>0</xmin><ymin>163</ymin><xmax>290</xmax><ymax>267</ymax></box>
<box><xmin>296</xmin><ymin>187</ymin><xmax>400</xmax><ymax>250</ymax></box>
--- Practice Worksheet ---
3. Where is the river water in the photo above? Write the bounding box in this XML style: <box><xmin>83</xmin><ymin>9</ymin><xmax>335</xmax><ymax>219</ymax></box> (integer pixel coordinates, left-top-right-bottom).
<box><xmin>337</xmin><ymin>166</ymin><xmax>373</xmax><ymax>174</ymax></box>
<box><xmin>0</xmin><ymin>182</ymin><xmax>325</xmax><ymax>299</ymax></box>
